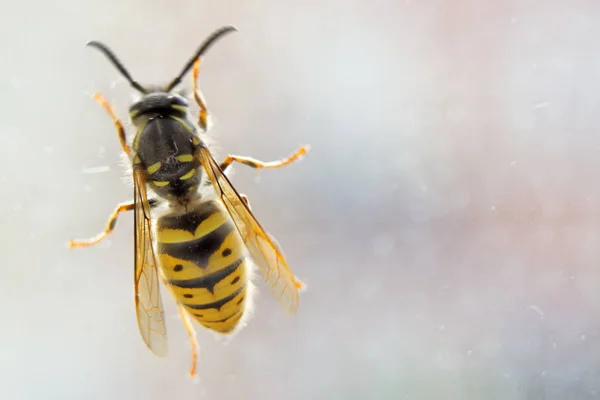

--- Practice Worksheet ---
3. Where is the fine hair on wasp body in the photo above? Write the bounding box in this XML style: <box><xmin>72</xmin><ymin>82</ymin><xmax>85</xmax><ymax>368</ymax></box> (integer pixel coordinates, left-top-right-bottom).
<box><xmin>69</xmin><ymin>25</ymin><xmax>309</xmax><ymax>377</ymax></box>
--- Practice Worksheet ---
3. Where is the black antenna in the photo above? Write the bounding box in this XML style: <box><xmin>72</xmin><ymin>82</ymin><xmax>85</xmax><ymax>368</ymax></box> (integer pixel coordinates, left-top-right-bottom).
<box><xmin>165</xmin><ymin>25</ymin><xmax>238</xmax><ymax>92</ymax></box>
<box><xmin>86</xmin><ymin>41</ymin><xmax>147</xmax><ymax>94</ymax></box>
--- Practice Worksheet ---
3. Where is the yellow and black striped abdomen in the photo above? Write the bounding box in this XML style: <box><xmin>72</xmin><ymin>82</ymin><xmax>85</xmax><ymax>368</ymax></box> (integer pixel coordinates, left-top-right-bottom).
<box><xmin>155</xmin><ymin>200</ymin><xmax>249</xmax><ymax>334</ymax></box>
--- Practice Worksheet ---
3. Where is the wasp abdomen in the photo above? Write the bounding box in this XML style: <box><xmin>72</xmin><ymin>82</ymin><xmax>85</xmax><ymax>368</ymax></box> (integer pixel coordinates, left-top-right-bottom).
<box><xmin>155</xmin><ymin>200</ymin><xmax>249</xmax><ymax>334</ymax></box>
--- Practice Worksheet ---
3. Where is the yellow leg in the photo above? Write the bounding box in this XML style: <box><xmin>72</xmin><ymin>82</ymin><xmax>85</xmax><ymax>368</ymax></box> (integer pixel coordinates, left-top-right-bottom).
<box><xmin>178</xmin><ymin>304</ymin><xmax>199</xmax><ymax>377</ymax></box>
<box><xmin>294</xmin><ymin>276</ymin><xmax>306</xmax><ymax>291</ymax></box>
<box><xmin>219</xmin><ymin>145</ymin><xmax>309</xmax><ymax>172</ymax></box>
<box><xmin>92</xmin><ymin>93</ymin><xmax>131</xmax><ymax>154</ymax></box>
<box><xmin>156</xmin><ymin>273</ymin><xmax>200</xmax><ymax>377</ymax></box>
<box><xmin>240</xmin><ymin>193</ymin><xmax>251</xmax><ymax>210</ymax></box>
<box><xmin>69</xmin><ymin>202</ymin><xmax>134</xmax><ymax>248</ymax></box>
<box><xmin>192</xmin><ymin>59</ymin><xmax>209</xmax><ymax>131</ymax></box>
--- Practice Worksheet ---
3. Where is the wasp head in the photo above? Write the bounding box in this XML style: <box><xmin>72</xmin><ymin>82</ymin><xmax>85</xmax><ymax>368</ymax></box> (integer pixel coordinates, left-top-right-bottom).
<box><xmin>128</xmin><ymin>92</ymin><xmax>190</xmax><ymax>125</ymax></box>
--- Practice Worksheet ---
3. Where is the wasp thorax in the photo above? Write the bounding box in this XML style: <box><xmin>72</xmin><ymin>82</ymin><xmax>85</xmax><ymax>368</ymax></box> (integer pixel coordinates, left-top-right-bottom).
<box><xmin>129</xmin><ymin>92</ymin><xmax>189</xmax><ymax>124</ymax></box>
<box><xmin>133</xmin><ymin>103</ymin><xmax>200</xmax><ymax>200</ymax></box>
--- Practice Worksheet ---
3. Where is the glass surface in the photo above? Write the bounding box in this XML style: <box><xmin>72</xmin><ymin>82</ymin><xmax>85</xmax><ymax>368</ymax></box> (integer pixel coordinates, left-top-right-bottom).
<box><xmin>1</xmin><ymin>1</ymin><xmax>599</xmax><ymax>399</ymax></box>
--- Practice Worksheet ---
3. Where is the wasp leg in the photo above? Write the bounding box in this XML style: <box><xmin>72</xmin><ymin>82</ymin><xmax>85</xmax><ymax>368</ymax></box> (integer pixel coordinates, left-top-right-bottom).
<box><xmin>156</xmin><ymin>272</ymin><xmax>200</xmax><ymax>378</ymax></box>
<box><xmin>239</xmin><ymin>193</ymin><xmax>251</xmax><ymax>210</ymax></box>
<box><xmin>69</xmin><ymin>199</ymin><xmax>159</xmax><ymax>248</ymax></box>
<box><xmin>92</xmin><ymin>93</ymin><xmax>131</xmax><ymax>154</ymax></box>
<box><xmin>293</xmin><ymin>276</ymin><xmax>307</xmax><ymax>291</ymax></box>
<box><xmin>192</xmin><ymin>59</ymin><xmax>209</xmax><ymax>131</ymax></box>
<box><xmin>69</xmin><ymin>201</ymin><xmax>135</xmax><ymax>248</ymax></box>
<box><xmin>219</xmin><ymin>145</ymin><xmax>309</xmax><ymax>173</ymax></box>
<box><xmin>177</xmin><ymin>304</ymin><xmax>200</xmax><ymax>377</ymax></box>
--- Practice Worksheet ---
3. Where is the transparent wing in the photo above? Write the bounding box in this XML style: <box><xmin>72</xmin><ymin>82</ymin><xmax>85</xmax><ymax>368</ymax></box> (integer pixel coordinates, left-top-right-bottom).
<box><xmin>133</xmin><ymin>169</ymin><xmax>168</xmax><ymax>356</ymax></box>
<box><xmin>197</xmin><ymin>146</ymin><xmax>304</xmax><ymax>315</ymax></box>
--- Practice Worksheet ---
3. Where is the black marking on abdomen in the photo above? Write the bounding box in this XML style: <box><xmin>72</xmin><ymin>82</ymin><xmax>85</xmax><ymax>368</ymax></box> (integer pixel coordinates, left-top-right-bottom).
<box><xmin>185</xmin><ymin>286</ymin><xmax>244</xmax><ymax>310</ymax></box>
<box><xmin>168</xmin><ymin>257</ymin><xmax>245</xmax><ymax>293</ymax></box>
<box><xmin>157</xmin><ymin>201</ymin><xmax>220</xmax><ymax>234</ymax></box>
<box><xmin>159</xmin><ymin>222</ymin><xmax>232</xmax><ymax>267</ymax></box>
<box><xmin>202</xmin><ymin>310</ymin><xmax>241</xmax><ymax>324</ymax></box>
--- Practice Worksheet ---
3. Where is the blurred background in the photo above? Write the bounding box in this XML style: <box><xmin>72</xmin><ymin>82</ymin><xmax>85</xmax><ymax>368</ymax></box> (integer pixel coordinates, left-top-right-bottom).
<box><xmin>2</xmin><ymin>0</ymin><xmax>600</xmax><ymax>399</ymax></box>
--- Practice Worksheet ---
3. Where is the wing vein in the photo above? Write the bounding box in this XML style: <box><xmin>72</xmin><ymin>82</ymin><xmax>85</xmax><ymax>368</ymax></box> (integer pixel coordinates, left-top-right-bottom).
<box><xmin>196</xmin><ymin>146</ymin><xmax>302</xmax><ymax>315</ymax></box>
<box><xmin>133</xmin><ymin>169</ymin><xmax>168</xmax><ymax>356</ymax></box>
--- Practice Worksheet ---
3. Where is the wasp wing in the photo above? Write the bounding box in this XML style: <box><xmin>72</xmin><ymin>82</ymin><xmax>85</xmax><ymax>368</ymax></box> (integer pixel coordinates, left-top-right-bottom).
<box><xmin>197</xmin><ymin>146</ymin><xmax>304</xmax><ymax>315</ymax></box>
<box><xmin>133</xmin><ymin>168</ymin><xmax>168</xmax><ymax>356</ymax></box>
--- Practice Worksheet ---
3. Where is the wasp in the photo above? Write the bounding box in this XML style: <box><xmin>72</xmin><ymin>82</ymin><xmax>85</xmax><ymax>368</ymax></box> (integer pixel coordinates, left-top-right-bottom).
<box><xmin>69</xmin><ymin>26</ymin><xmax>308</xmax><ymax>376</ymax></box>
